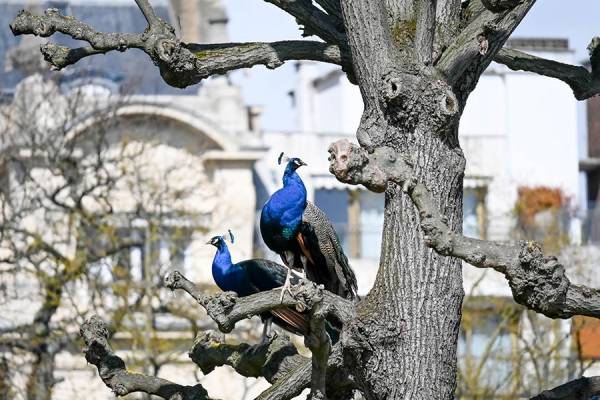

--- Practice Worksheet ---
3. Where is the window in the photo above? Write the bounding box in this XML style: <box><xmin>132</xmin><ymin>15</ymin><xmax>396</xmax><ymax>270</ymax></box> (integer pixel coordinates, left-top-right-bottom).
<box><xmin>358</xmin><ymin>191</ymin><xmax>384</xmax><ymax>259</ymax></box>
<box><xmin>457</xmin><ymin>299</ymin><xmax>520</xmax><ymax>397</ymax></box>
<box><xmin>81</xmin><ymin>216</ymin><xmax>195</xmax><ymax>284</ymax></box>
<box><xmin>463</xmin><ymin>187</ymin><xmax>487</xmax><ymax>239</ymax></box>
<box><xmin>314</xmin><ymin>189</ymin><xmax>384</xmax><ymax>259</ymax></box>
<box><xmin>314</xmin><ymin>188</ymin><xmax>350</xmax><ymax>252</ymax></box>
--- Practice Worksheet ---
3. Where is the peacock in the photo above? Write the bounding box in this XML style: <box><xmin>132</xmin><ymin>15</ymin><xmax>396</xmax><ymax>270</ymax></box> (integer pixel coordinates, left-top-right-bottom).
<box><xmin>260</xmin><ymin>153</ymin><xmax>359</xmax><ymax>302</ymax></box>
<box><xmin>207</xmin><ymin>230</ymin><xmax>309</xmax><ymax>345</ymax></box>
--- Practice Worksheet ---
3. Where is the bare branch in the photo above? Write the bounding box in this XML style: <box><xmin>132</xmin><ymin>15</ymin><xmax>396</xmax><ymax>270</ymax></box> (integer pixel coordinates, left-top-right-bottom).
<box><xmin>190</xmin><ymin>331</ymin><xmax>356</xmax><ymax>400</ymax></box>
<box><xmin>80</xmin><ymin>316</ymin><xmax>211</xmax><ymax>400</ymax></box>
<box><xmin>165</xmin><ymin>271</ymin><xmax>356</xmax><ymax>333</ymax></box>
<box><xmin>304</xmin><ymin>287</ymin><xmax>331</xmax><ymax>399</ymax></box>
<box><xmin>190</xmin><ymin>330</ymin><xmax>308</xmax><ymax>380</ymax></box>
<box><xmin>494</xmin><ymin>42</ymin><xmax>600</xmax><ymax>100</ymax></box>
<box><xmin>264</xmin><ymin>0</ymin><xmax>347</xmax><ymax>46</ymax></box>
<box><xmin>314</xmin><ymin>0</ymin><xmax>344</xmax><ymax>29</ymax></box>
<box><xmin>328</xmin><ymin>140</ymin><xmax>600</xmax><ymax>320</ymax></box>
<box><xmin>436</xmin><ymin>0</ymin><xmax>537</xmax><ymax>91</ymax></box>
<box><xmin>415</xmin><ymin>0</ymin><xmax>437</xmax><ymax>64</ymax></box>
<box><xmin>10</xmin><ymin>9</ymin><xmax>346</xmax><ymax>89</ymax></box>
<box><xmin>40</xmin><ymin>43</ymin><xmax>108</xmax><ymax>72</ymax></box>
<box><xmin>133</xmin><ymin>0</ymin><xmax>161</xmax><ymax>27</ymax></box>
<box><xmin>530</xmin><ymin>376</ymin><xmax>600</xmax><ymax>400</ymax></box>
<box><xmin>481</xmin><ymin>0</ymin><xmax>524</xmax><ymax>13</ymax></box>
<box><xmin>166</xmin><ymin>272</ymin><xmax>357</xmax><ymax>399</ymax></box>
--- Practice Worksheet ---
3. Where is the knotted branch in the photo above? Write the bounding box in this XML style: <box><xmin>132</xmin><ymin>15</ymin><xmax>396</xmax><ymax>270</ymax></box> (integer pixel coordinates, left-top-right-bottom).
<box><xmin>166</xmin><ymin>271</ymin><xmax>357</xmax><ymax>400</ymax></box>
<box><xmin>437</xmin><ymin>0</ymin><xmax>536</xmax><ymax>92</ymax></box>
<box><xmin>190</xmin><ymin>330</ymin><xmax>308</xmax><ymax>382</ymax></box>
<box><xmin>10</xmin><ymin>7</ymin><xmax>346</xmax><ymax>89</ymax></box>
<box><xmin>165</xmin><ymin>271</ymin><xmax>355</xmax><ymax>333</ymax></box>
<box><xmin>80</xmin><ymin>316</ymin><xmax>211</xmax><ymax>400</ymax></box>
<box><xmin>328</xmin><ymin>139</ymin><xmax>600</xmax><ymax>320</ymax></box>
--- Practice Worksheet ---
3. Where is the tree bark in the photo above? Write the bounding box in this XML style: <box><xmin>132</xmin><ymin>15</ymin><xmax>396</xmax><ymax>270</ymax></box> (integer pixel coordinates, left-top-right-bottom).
<box><xmin>342</xmin><ymin>124</ymin><xmax>465</xmax><ymax>399</ymax></box>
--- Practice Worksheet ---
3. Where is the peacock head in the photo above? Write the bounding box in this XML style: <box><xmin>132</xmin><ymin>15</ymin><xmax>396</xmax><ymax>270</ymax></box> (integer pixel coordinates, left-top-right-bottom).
<box><xmin>278</xmin><ymin>152</ymin><xmax>307</xmax><ymax>172</ymax></box>
<box><xmin>206</xmin><ymin>230</ymin><xmax>234</xmax><ymax>250</ymax></box>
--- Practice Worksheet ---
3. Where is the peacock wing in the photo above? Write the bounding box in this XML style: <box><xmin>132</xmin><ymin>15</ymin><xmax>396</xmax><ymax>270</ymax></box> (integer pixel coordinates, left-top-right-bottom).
<box><xmin>300</xmin><ymin>201</ymin><xmax>359</xmax><ymax>301</ymax></box>
<box><xmin>238</xmin><ymin>259</ymin><xmax>300</xmax><ymax>291</ymax></box>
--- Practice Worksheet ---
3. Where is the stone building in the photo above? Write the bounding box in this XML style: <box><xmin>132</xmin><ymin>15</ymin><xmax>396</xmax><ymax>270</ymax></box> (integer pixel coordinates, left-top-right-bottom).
<box><xmin>0</xmin><ymin>0</ymin><xmax>272</xmax><ymax>399</ymax></box>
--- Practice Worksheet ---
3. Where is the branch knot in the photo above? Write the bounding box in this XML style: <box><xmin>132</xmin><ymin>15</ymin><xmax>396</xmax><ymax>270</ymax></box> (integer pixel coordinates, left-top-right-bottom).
<box><xmin>508</xmin><ymin>241</ymin><xmax>571</xmax><ymax>318</ymax></box>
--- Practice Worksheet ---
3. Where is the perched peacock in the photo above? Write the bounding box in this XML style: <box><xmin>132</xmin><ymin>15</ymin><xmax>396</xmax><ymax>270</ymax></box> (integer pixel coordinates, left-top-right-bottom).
<box><xmin>260</xmin><ymin>153</ymin><xmax>359</xmax><ymax>302</ymax></box>
<box><xmin>207</xmin><ymin>230</ymin><xmax>309</xmax><ymax>344</ymax></box>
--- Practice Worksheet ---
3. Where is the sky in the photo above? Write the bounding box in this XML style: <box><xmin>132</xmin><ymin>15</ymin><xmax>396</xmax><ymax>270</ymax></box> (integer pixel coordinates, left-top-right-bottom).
<box><xmin>220</xmin><ymin>0</ymin><xmax>600</xmax><ymax>132</ymax></box>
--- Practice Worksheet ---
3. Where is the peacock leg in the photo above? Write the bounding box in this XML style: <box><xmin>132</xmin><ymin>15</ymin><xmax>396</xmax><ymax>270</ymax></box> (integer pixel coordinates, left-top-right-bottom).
<box><xmin>280</xmin><ymin>267</ymin><xmax>293</xmax><ymax>302</ymax></box>
<box><xmin>259</xmin><ymin>316</ymin><xmax>273</xmax><ymax>346</ymax></box>
<box><xmin>300</xmin><ymin>254</ymin><xmax>308</xmax><ymax>278</ymax></box>
<box><xmin>279</xmin><ymin>251</ymin><xmax>295</xmax><ymax>302</ymax></box>
<box><xmin>246</xmin><ymin>316</ymin><xmax>272</xmax><ymax>355</ymax></box>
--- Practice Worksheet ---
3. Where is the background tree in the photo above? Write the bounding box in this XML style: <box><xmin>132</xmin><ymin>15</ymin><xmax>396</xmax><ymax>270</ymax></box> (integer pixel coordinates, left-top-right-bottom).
<box><xmin>0</xmin><ymin>74</ymin><xmax>214</xmax><ymax>399</ymax></box>
<box><xmin>9</xmin><ymin>0</ymin><xmax>600</xmax><ymax>399</ymax></box>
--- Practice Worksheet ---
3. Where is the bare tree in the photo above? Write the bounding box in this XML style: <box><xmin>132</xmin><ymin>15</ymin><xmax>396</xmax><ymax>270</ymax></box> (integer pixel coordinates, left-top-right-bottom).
<box><xmin>9</xmin><ymin>1</ymin><xmax>600</xmax><ymax>399</ymax></box>
<box><xmin>0</xmin><ymin>74</ymin><xmax>213</xmax><ymax>399</ymax></box>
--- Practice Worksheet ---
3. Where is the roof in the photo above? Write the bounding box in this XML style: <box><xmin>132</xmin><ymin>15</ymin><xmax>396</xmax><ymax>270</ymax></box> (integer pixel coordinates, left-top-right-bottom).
<box><xmin>506</xmin><ymin>38</ymin><xmax>571</xmax><ymax>53</ymax></box>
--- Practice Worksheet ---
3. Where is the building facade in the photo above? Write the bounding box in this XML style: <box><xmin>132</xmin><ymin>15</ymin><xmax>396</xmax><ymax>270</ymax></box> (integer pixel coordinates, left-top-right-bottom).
<box><xmin>0</xmin><ymin>1</ymin><xmax>273</xmax><ymax>399</ymax></box>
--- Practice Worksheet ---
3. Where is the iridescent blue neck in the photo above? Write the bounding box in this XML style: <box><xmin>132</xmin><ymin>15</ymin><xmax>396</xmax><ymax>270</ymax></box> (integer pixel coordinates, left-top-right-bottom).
<box><xmin>212</xmin><ymin>241</ymin><xmax>232</xmax><ymax>272</ymax></box>
<box><xmin>282</xmin><ymin>165</ymin><xmax>306</xmax><ymax>198</ymax></box>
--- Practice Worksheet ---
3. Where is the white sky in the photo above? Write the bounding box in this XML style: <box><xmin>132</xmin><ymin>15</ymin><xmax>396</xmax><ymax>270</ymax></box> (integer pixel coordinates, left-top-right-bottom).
<box><xmin>220</xmin><ymin>0</ymin><xmax>600</xmax><ymax>132</ymax></box>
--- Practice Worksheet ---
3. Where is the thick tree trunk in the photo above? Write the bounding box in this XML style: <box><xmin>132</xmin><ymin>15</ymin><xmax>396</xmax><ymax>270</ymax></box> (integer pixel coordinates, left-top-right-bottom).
<box><xmin>337</xmin><ymin>0</ymin><xmax>466</xmax><ymax>396</ymax></box>
<box><xmin>345</xmin><ymin>122</ymin><xmax>465</xmax><ymax>399</ymax></box>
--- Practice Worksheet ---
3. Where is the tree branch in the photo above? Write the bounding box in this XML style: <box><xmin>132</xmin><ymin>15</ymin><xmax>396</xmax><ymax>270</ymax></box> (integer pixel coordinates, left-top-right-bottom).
<box><xmin>10</xmin><ymin>9</ymin><xmax>346</xmax><ymax>89</ymax></box>
<box><xmin>415</xmin><ymin>0</ymin><xmax>437</xmax><ymax>64</ymax></box>
<box><xmin>436</xmin><ymin>0</ymin><xmax>536</xmax><ymax>93</ymax></box>
<box><xmin>304</xmin><ymin>286</ymin><xmax>331</xmax><ymax>399</ymax></box>
<box><xmin>264</xmin><ymin>0</ymin><xmax>347</xmax><ymax>46</ymax></box>
<box><xmin>191</xmin><ymin>332</ymin><xmax>356</xmax><ymax>400</ymax></box>
<box><xmin>328</xmin><ymin>140</ymin><xmax>600</xmax><ymax>320</ymax></box>
<box><xmin>167</xmin><ymin>272</ymin><xmax>357</xmax><ymax>399</ymax></box>
<box><xmin>314</xmin><ymin>0</ymin><xmax>344</xmax><ymax>31</ymax></box>
<box><xmin>134</xmin><ymin>0</ymin><xmax>161</xmax><ymax>27</ymax></box>
<box><xmin>164</xmin><ymin>271</ymin><xmax>355</xmax><ymax>333</ymax></box>
<box><xmin>190</xmin><ymin>330</ymin><xmax>308</xmax><ymax>381</ymax></box>
<box><xmin>80</xmin><ymin>316</ymin><xmax>211</xmax><ymax>400</ymax></box>
<box><xmin>530</xmin><ymin>375</ymin><xmax>600</xmax><ymax>400</ymax></box>
<box><xmin>494</xmin><ymin>40</ymin><xmax>600</xmax><ymax>100</ymax></box>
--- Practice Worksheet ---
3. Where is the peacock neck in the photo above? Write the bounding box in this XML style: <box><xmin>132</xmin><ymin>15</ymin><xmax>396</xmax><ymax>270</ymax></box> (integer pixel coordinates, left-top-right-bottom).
<box><xmin>211</xmin><ymin>242</ymin><xmax>247</xmax><ymax>294</ymax></box>
<box><xmin>282</xmin><ymin>169</ymin><xmax>307</xmax><ymax>201</ymax></box>
<box><xmin>212</xmin><ymin>243</ymin><xmax>233</xmax><ymax>273</ymax></box>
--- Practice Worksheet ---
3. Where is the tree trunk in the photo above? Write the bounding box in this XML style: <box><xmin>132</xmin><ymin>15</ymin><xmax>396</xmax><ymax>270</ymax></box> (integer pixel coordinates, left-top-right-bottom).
<box><xmin>26</xmin><ymin>349</ymin><xmax>55</xmax><ymax>400</ymax></box>
<box><xmin>346</xmin><ymin>120</ymin><xmax>465</xmax><ymax>399</ymax></box>
<box><xmin>337</xmin><ymin>0</ymin><xmax>466</xmax><ymax>396</ymax></box>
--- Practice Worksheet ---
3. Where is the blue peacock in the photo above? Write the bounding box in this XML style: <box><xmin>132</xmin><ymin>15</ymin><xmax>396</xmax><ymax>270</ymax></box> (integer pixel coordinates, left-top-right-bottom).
<box><xmin>207</xmin><ymin>230</ymin><xmax>309</xmax><ymax>344</ymax></box>
<box><xmin>260</xmin><ymin>153</ymin><xmax>358</xmax><ymax>302</ymax></box>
